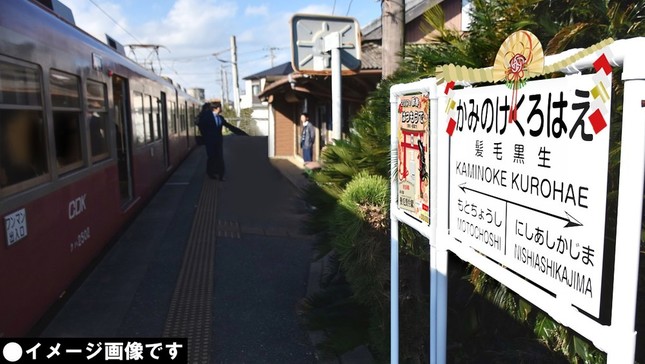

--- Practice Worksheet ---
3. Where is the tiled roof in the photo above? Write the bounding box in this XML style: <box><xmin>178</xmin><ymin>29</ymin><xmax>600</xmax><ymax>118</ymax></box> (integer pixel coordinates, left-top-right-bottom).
<box><xmin>360</xmin><ymin>42</ymin><xmax>382</xmax><ymax>70</ymax></box>
<box><xmin>243</xmin><ymin>62</ymin><xmax>293</xmax><ymax>80</ymax></box>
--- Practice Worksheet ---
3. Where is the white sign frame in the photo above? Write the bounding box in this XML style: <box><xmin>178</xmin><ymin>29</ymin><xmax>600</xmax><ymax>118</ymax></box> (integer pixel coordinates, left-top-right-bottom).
<box><xmin>389</xmin><ymin>37</ymin><xmax>645</xmax><ymax>364</ymax></box>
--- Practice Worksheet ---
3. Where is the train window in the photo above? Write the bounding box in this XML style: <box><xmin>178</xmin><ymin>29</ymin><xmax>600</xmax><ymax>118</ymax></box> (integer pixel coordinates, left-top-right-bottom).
<box><xmin>50</xmin><ymin>70</ymin><xmax>83</xmax><ymax>172</ymax></box>
<box><xmin>86</xmin><ymin>80</ymin><xmax>109</xmax><ymax>160</ymax></box>
<box><xmin>132</xmin><ymin>91</ymin><xmax>145</xmax><ymax>146</ymax></box>
<box><xmin>189</xmin><ymin>105</ymin><xmax>196</xmax><ymax>134</ymax></box>
<box><xmin>146</xmin><ymin>95</ymin><xmax>154</xmax><ymax>143</ymax></box>
<box><xmin>179</xmin><ymin>102</ymin><xmax>186</xmax><ymax>132</ymax></box>
<box><xmin>0</xmin><ymin>62</ymin><xmax>42</xmax><ymax>106</ymax></box>
<box><xmin>192</xmin><ymin>105</ymin><xmax>198</xmax><ymax>137</ymax></box>
<box><xmin>154</xmin><ymin>97</ymin><xmax>161</xmax><ymax>140</ymax></box>
<box><xmin>168</xmin><ymin>101</ymin><xmax>177</xmax><ymax>135</ymax></box>
<box><xmin>0</xmin><ymin>60</ymin><xmax>48</xmax><ymax>193</ymax></box>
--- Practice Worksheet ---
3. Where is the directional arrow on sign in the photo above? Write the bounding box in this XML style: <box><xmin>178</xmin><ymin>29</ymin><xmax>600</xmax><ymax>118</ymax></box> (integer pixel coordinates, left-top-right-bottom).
<box><xmin>458</xmin><ymin>183</ymin><xmax>583</xmax><ymax>228</ymax></box>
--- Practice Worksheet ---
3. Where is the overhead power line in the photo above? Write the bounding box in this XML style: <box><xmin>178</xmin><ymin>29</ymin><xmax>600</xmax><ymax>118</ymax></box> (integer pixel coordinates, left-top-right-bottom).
<box><xmin>87</xmin><ymin>0</ymin><xmax>192</xmax><ymax>85</ymax></box>
<box><xmin>88</xmin><ymin>0</ymin><xmax>142</xmax><ymax>45</ymax></box>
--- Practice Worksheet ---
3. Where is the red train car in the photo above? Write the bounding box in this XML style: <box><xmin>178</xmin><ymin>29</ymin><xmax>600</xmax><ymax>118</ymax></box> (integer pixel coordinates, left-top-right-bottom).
<box><xmin>0</xmin><ymin>0</ymin><xmax>201</xmax><ymax>335</ymax></box>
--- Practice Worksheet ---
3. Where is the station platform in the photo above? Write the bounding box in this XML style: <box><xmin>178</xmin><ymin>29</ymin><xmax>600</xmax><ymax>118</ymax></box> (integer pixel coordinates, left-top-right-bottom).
<box><xmin>39</xmin><ymin>136</ymin><xmax>316</xmax><ymax>363</ymax></box>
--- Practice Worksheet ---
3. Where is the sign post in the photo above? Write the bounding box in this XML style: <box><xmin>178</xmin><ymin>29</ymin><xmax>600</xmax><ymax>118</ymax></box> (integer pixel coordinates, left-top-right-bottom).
<box><xmin>325</xmin><ymin>32</ymin><xmax>343</xmax><ymax>141</ymax></box>
<box><xmin>606</xmin><ymin>44</ymin><xmax>644</xmax><ymax>363</ymax></box>
<box><xmin>390</xmin><ymin>79</ymin><xmax>441</xmax><ymax>364</ymax></box>
<box><xmin>290</xmin><ymin>14</ymin><xmax>361</xmax><ymax>142</ymax></box>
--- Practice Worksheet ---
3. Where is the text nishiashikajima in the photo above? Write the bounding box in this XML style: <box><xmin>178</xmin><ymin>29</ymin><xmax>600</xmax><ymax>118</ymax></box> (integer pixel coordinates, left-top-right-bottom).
<box><xmin>445</xmin><ymin>66</ymin><xmax>611</xmax><ymax>317</ymax></box>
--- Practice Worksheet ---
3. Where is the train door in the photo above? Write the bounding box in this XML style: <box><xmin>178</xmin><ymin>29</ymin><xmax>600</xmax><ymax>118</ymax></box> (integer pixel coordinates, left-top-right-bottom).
<box><xmin>112</xmin><ymin>75</ymin><xmax>134</xmax><ymax>205</ymax></box>
<box><xmin>160</xmin><ymin>92</ymin><xmax>170</xmax><ymax>169</ymax></box>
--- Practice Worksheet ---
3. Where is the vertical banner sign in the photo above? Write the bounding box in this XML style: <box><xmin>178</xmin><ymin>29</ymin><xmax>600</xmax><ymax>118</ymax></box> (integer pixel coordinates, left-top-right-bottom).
<box><xmin>444</xmin><ymin>62</ymin><xmax>612</xmax><ymax>317</ymax></box>
<box><xmin>397</xmin><ymin>93</ymin><xmax>430</xmax><ymax>223</ymax></box>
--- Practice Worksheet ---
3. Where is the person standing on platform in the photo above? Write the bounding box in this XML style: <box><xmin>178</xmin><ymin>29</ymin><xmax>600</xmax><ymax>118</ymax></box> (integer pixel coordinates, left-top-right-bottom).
<box><xmin>300</xmin><ymin>112</ymin><xmax>314</xmax><ymax>164</ymax></box>
<box><xmin>197</xmin><ymin>101</ymin><xmax>246</xmax><ymax>181</ymax></box>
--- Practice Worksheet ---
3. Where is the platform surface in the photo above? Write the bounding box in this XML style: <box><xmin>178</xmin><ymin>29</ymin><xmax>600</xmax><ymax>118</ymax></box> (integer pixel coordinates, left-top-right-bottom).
<box><xmin>41</xmin><ymin>136</ymin><xmax>316</xmax><ymax>363</ymax></box>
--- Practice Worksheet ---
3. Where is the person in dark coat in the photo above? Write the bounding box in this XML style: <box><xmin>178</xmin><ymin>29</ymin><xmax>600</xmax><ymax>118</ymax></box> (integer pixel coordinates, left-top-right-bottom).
<box><xmin>196</xmin><ymin>101</ymin><xmax>246</xmax><ymax>180</ymax></box>
<box><xmin>300</xmin><ymin>112</ymin><xmax>314</xmax><ymax>163</ymax></box>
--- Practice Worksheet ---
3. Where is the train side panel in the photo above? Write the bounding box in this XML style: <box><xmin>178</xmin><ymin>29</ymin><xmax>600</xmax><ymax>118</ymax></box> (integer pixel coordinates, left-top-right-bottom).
<box><xmin>0</xmin><ymin>0</ymin><xmax>200</xmax><ymax>335</ymax></box>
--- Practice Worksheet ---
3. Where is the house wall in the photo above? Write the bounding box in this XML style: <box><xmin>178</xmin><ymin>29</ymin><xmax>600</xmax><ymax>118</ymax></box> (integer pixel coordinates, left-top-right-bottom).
<box><xmin>240</xmin><ymin>79</ymin><xmax>253</xmax><ymax>109</ymax></box>
<box><xmin>251</xmin><ymin>106</ymin><xmax>270</xmax><ymax>136</ymax></box>
<box><xmin>406</xmin><ymin>16</ymin><xmax>432</xmax><ymax>43</ymax></box>
<box><xmin>273</xmin><ymin>98</ymin><xmax>296</xmax><ymax>157</ymax></box>
<box><xmin>407</xmin><ymin>0</ymin><xmax>464</xmax><ymax>43</ymax></box>
<box><xmin>444</xmin><ymin>0</ymin><xmax>463</xmax><ymax>31</ymax></box>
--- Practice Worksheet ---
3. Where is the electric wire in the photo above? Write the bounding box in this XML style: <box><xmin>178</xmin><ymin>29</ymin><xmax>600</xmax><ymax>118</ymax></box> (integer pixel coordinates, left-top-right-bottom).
<box><xmin>87</xmin><ymin>0</ymin><xmax>190</xmax><ymax>85</ymax></box>
<box><xmin>88</xmin><ymin>0</ymin><xmax>142</xmax><ymax>44</ymax></box>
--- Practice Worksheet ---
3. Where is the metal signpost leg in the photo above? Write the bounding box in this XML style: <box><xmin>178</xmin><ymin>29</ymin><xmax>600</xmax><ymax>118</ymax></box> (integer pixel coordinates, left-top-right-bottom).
<box><xmin>436</xmin><ymin>248</ymin><xmax>448</xmax><ymax>364</ymax></box>
<box><xmin>390</xmin><ymin>93</ymin><xmax>400</xmax><ymax>364</ymax></box>
<box><xmin>331</xmin><ymin>46</ymin><xmax>342</xmax><ymax>141</ymax></box>
<box><xmin>429</xmin><ymin>85</ymin><xmax>447</xmax><ymax>364</ymax></box>
<box><xmin>390</xmin><ymin>221</ymin><xmax>400</xmax><ymax>364</ymax></box>
<box><xmin>325</xmin><ymin>30</ymin><xmax>343</xmax><ymax>142</ymax></box>
<box><xmin>607</xmin><ymin>48</ymin><xmax>645</xmax><ymax>363</ymax></box>
<box><xmin>429</xmin><ymin>246</ymin><xmax>438</xmax><ymax>363</ymax></box>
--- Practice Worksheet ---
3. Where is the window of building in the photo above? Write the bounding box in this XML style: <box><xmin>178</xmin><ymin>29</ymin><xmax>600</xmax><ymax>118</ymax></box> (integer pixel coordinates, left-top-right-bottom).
<box><xmin>251</xmin><ymin>81</ymin><xmax>261</xmax><ymax>104</ymax></box>
<box><xmin>51</xmin><ymin>70</ymin><xmax>83</xmax><ymax>172</ymax></box>
<box><xmin>0</xmin><ymin>60</ymin><xmax>48</xmax><ymax>192</ymax></box>
<box><xmin>132</xmin><ymin>91</ymin><xmax>146</xmax><ymax>146</ymax></box>
<box><xmin>86</xmin><ymin>80</ymin><xmax>109</xmax><ymax>160</ymax></box>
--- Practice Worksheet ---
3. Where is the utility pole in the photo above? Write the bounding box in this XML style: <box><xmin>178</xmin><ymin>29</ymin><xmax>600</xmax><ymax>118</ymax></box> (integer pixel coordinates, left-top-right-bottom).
<box><xmin>381</xmin><ymin>0</ymin><xmax>405</xmax><ymax>78</ymax></box>
<box><xmin>230</xmin><ymin>35</ymin><xmax>241</xmax><ymax>117</ymax></box>
<box><xmin>220</xmin><ymin>66</ymin><xmax>229</xmax><ymax>107</ymax></box>
<box><xmin>268</xmin><ymin>47</ymin><xmax>278</xmax><ymax>68</ymax></box>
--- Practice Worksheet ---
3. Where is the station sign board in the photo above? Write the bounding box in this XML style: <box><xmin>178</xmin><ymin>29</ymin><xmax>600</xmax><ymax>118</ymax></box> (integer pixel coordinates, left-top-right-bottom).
<box><xmin>290</xmin><ymin>14</ymin><xmax>361</xmax><ymax>75</ymax></box>
<box><xmin>397</xmin><ymin>93</ymin><xmax>430</xmax><ymax>223</ymax></box>
<box><xmin>443</xmin><ymin>68</ymin><xmax>612</xmax><ymax>317</ymax></box>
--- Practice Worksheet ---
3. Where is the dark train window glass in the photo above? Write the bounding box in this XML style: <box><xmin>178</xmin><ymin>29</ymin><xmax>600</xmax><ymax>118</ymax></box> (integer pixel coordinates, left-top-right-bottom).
<box><xmin>146</xmin><ymin>95</ymin><xmax>154</xmax><ymax>143</ymax></box>
<box><xmin>50</xmin><ymin>70</ymin><xmax>83</xmax><ymax>171</ymax></box>
<box><xmin>169</xmin><ymin>101</ymin><xmax>177</xmax><ymax>135</ymax></box>
<box><xmin>132</xmin><ymin>92</ymin><xmax>145</xmax><ymax>146</ymax></box>
<box><xmin>50</xmin><ymin>70</ymin><xmax>80</xmax><ymax>108</ymax></box>
<box><xmin>179</xmin><ymin>102</ymin><xmax>186</xmax><ymax>132</ymax></box>
<box><xmin>53</xmin><ymin>110</ymin><xmax>83</xmax><ymax>169</ymax></box>
<box><xmin>154</xmin><ymin>97</ymin><xmax>161</xmax><ymax>140</ymax></box>
<box><xmin>86</xmin><ymin>80</ymin><xmax>108</xmax><ymax>159</ymax></box>
<box><xmin>0</xmin><ymin>109</ymin><xmax>48</xmax><ymax>190</ymax></box>
<box><xmin>193</xmin><ymin>105</ymin><xmax>198</xmax><ymax>137</ymax></box>
<box><xmin>187</xmin><ymin>105</ymin><xmax>193</xmax><ymax>136</ymax></box>
<box><xmin>0</xmin><ymin>62</ymin><xmax>42</xmax><ymax>106</ymax></box>
<box><xmin>86</xmin><ymin>80</ymin><xmax>106</xmax><ymax>109</ymax></box>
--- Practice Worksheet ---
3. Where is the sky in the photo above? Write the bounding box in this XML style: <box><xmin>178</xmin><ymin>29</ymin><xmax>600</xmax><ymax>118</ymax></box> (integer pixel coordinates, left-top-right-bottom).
<box><xmin>61</xmin><ymin>0</ymin><xmax>382</xmax><ymax>100</ymax></box>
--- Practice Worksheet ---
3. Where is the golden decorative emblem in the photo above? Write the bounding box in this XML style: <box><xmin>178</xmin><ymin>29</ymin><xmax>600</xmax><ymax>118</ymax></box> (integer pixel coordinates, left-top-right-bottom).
<box><xmin>492</xmin><ymin>31</ymin><xmax>544</xmax><ymax>122</ymax></box>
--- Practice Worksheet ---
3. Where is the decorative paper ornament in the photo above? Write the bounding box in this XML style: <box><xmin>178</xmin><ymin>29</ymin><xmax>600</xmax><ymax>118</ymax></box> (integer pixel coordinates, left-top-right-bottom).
<box><xmin>492</xmin><ymin>31</ymin><xmax>544</xmax><ymax>123</ymax></box>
